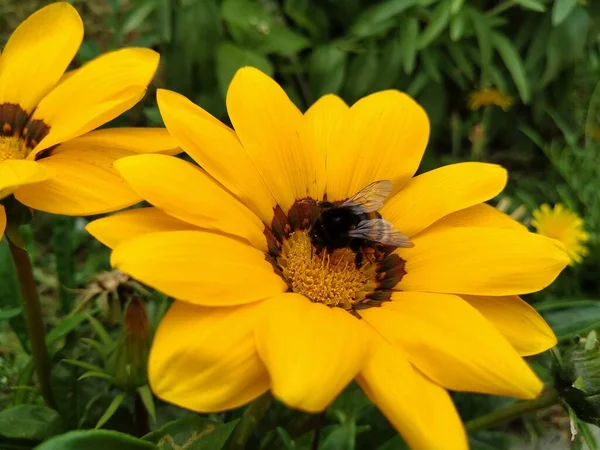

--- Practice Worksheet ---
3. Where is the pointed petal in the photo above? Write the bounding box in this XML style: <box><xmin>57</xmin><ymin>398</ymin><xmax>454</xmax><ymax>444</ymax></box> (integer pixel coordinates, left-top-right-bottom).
<box><xmin>425</xmin><ymin>203</ymin><xmax>527</xmax><ymax>232</ymax></box>
<box><xmin>114</xmin><ymin>153</ymin><xmax>268</xmax><ymax>251</ymax></box>
<box><xmin>111</xmin><ymin>231</ymin><xmax>287</xmax><ymax>306</ymax></box>
<box><xmin>255</xmin><ymin>293</ymin><xmax>369</xmax><ymax>412</ymax></box>
<box><xmin>361</xmin><ymin>292</ymin><xmax>543</xmax><ymax>398</ymax></box>
<box><xmin>86</xmin><ymin>207</ymin><xmax>199</xmax><ymax>249</ymax></box>
<box><xmin>0</xmin><ymin>2</ymin><xmax>83</xmax><ymax>113</ymax></box>
<box><xmin>462</xmin><ymin>295</ymin><xmax>557</xmax><ymax>356</ymax></box>
<box><xmin>326</xmin><ymin>90</ymin><xmax>429</xmax><ymax>202</ymax></box>
<box><xmin>156</xmin><ymin>89</ymin><xmax>275</xmax><ymax>222</ymax></box>
<box><xmin>15</xmin><ymin>141</ymin><xmax>139</xmax><ymax>215</ymax></box>
<box><xmin>149</xmin><ymin>301</ymin><xmax>270</xmax><ymax>412</ymax></box>
<box><xmin>397</xmin><ymin>227</ymin><xmax>569</xmax><ymax>295</ymax></box>
<box><xmin>0</xmin><ymin>159</ymin><xmax>50</xmax><ymax>199</ymax></box>
<box><xmin>226</xmin><ymin>67</ymin><xmax>323</xmax><ymax>212</ymax></box>
<box><xmin>381</xmin><ymin>163</ymin><xmax>507</xmax><ymax>237</ymax></box>
<box><xmin>357</xmin><ymin>339</ymin><xmax>467</xmax><ymax>450</ymax></box>
<box><xmin>30</xmin><ymin>48</ymin><xmax>159</xmax><ymax>153</ymax></box>
<box><xmin>62</xmin><ymin>127</ymin><xmax>181</xmax><ymax>155</ymax></box>
<box><xmin>304</xmin><ymin>95</ymin><xmax>348</xmax><ymax>201</ymax></box>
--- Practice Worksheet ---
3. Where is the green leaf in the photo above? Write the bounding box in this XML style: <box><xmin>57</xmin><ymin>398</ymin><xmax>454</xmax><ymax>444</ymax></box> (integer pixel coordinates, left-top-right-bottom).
<box><xmin>78</xmin><ymin>371</ymin><xmax>118</xmax><ymax>384</ymax></box>
<box><xmin>514</xmin><ymin>0</ymin><xmax>546</xmax><ymax>12</ymax></box>
<box><xmin>0</xmin><ymin>405</ymin><xmax>62</xmax><ymax>441</ymax></box>
<box><xmin>449</xmin><ymin>10</ymin><xmax>467</xmax><ymax>41</ymax></box>
<box><xmin>308</xmin><ymin>44</ymin><xmax>347</xmax><ymax>96</ymax></box>
<box><xmin>342</xmin><ymin>44</ymin><xmax>379</xmax><ymax>101</ymax></box>
<box><xmin>321</xmin><ymin>422</ymin><xmax>357</xmax><ymax>450</ymax></box>
<box><xmin>586</xmin><ymin>81</ymin><xmax>600</xmax><ymax>149</ymax></box>
<box><xmin>256</xmin><ymin>27</ymin><xmax>311</xmax><ymax>56</ymax></box>
<box><xmin>95</xmin><ymin>392</ymin><xmax>126</xmax><ymax>429</ymax></box>
<box><xmin>86</xmin><ymin>313</ymin><xmax>113</xmax><ymax>348</ymax></box>
<box><xmin>284</xmin><ymin>0</ymin><xmax>328</xmax><ymax>40</ymax></box>
<box><xmin>63</xmin><ymin>359</ymin><xmax>106</xmax><ymax>374</ymax></box>
<box><xmin>0</xmin><ymin>306</ymin><xmax>21</xmax><ymax>320</ymax></box>
<box><xmin>349</xmin><ymin>0</ymin><xmax>419</xmax><ymax>38</ymax></box>
<box><xmin>450</xmin><ymin>0</ymin><xmax>465</xmax><ymax>15</ymax></box>
<box><xmin>121</xmin><ymin>0</ymin><xmax>157</xmax><ymax>36</ymax></box>
<box><xmin>491</xmin><ymin>32</ymin><xmax>531</xmax><ymax>103</ymax></box>
<box><xmin>137</xmin><ymin>385</ymin><xmax>156</xmax><ymax>421</ymax></box>
<box><xmin>417</xmin><ymin>0</ymin><xmax>452</xmax><ymax>49</ymax></box>
<box><xmin>399</xmin><ymin>17</ymin><xmax>419</xmax><ymax>74</ymax></box>
<box><xmin>144</xmin><ymin>416</ymin><xmax>239</xmax><ymax>449</ymax></box>
<box><xmin>45</xmin><ymin>313</ymin><xmax>87</xmax><ymax>346</ymax></box>
<box><xmin>50</xmin><ymin>358</ymin><xmax>80</xmax><ymax>430</ymax></box>
<box><xmin>467</xmin><ymin>7</ymin><xmax>493</xmax><ymax>82</ymax></box>
<box><xmin>216</xmin><ymin>42</ymin><xmax>274</xmax><ymax>99</ymax></box>
<box><xmin>539</xmin><ymin>300</ymin><xmax>600</xmax><ymax>341</ymax></box>
<box><xmin>36</xmin><ymin>430</ymin><xmax>157</xmax><ymax>450</ymax></box>
<box><xmin>421</xmin><ymin>48</ymin><xmax>442</xmax><ymax>83</ymax></box>
<box><xmin>552</xmin><ymin>0</ymin><xmax>577</xmax><ymax>25</ymax></box>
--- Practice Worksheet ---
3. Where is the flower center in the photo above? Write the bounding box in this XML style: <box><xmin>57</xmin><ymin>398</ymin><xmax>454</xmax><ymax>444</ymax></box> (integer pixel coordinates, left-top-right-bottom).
<box><xmin>277</xmin><ymin>231</ymin><xmax>378</xmax><ymax>309</ymax></box>
<box><xmin>0</xmin><ymin>135</ymin><xmax>29</xmax><ymax>162</ymax></box>
<box><xmin>264</xmin><ymin>199</ymin><xmax>407</xmax><ymax>313</ymax></box>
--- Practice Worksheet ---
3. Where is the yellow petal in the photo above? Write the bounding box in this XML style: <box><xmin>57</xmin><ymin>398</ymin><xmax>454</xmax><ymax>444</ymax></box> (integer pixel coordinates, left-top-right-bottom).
<box><xmin>326</xmin><ymin>90</ymin><xmax>430</xmax><ymax>202</ymax></box>
<box><xmin>29</xmin><ymin>48</ymin><xmax>159</xmax><ymax>153</ymax></box>
<box><xmin>114</xmin><ymin>154</ymin><xmax>268</xmax><ymax>252</ymax></box>
<box><xmin>0</xmin><ymin>159</ymin><xmax>50</xmax><ymax>200</ymax></box>
<box><xmin>156</xmin><ymin>89</ymin><xmax>275</xmax><ymax>222</ymax></box>
<box><xmin>15</xmin><ymin>140</ymin><xmax>139</xmax><ymax>215</ymax></box>
<box><xmin>398</xmin><ymin>227</ymin><xmax>569</xmax><ymax>296</ymax></box>
<box><xmin>381</xmin><ymin>163</ymin><xmax>507</xmax><ymax>237</ymax></box>
<box><xmin>0</xmin><ymin>2</ymin><xmax>83</xmax><ymax>113</ymax></box>
<box><xmin>255</xmin><ymin>293</ymin><xmax>369</xmax><ymax>412</ymax></box>
<box><xmin>60</xmin><ymin>127</ymin><xmax>181</xmax><ymax>155</ymax></box>
<box><xmin>149</xmin><ymin>301</ymin><xmax>270</xmax><ymax>412</ymax></box>
<box><xmin>361</xmin><ymin>292</ymin><xmax>543</xmax><ymax>399</ymax></box>
<box><xmin>111</xmin><ymin>231</ymin><xmax>287</xmax><ymax>306</ymax></box>
<box><xmin>0</xmin><ymin>205</ymin><xmax>5</xmax><ymax>240</ymax></box>
<box><xmin>226</xmin><ymin>67</ymin><xmax>322</xmax><ymax>212</ymax></box>
<box><xmin>426</xmin><ymin>203</ymin><xmax>527</xmax><ymax>232</ymax></box>
<box><xmin>461</xmin><ymin>295</ymin><xmax>557</xmax><ymax>356</ymax></box>
<box><xmin>86</xmin><ymin>207</ymin><xmax>199</xmax><ymax>249</ymax></box>
<box><xmin>304</xmin><ymin>95</ymin><xmax>348</xmax><ymax>201</ymax></box>
<box><xmin>357</xmin><ymin>339</ymin><xmax>467</xmax><ymax>450</ymax></box>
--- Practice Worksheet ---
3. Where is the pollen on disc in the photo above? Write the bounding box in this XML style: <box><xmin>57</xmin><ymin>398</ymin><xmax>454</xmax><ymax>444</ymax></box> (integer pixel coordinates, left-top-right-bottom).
<box><xmin>278</xmin><ymin>231</ymin><xmax>376</xmax><ymax>308</ymax></box>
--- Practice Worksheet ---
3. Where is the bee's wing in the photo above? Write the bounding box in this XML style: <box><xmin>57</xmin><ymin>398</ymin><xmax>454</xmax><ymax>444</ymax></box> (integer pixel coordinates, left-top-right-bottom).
<box><xmin>340</xmin><ymin>180</ymin><xmax>393</xmax><ymax>213</ymax></box>
<box><xmin>347</xmin><ymin>219</ymin><xmax>414</xmax><ymax>248</ymax></box>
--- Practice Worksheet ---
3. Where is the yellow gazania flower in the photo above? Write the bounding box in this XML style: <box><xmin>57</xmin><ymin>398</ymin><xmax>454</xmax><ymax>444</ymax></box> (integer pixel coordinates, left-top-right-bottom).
<box><xmin>532</xmin><ymin>203</ymin><xmax>589</xmax><ymax>264</ymax></box>
<box><xmin>0</xmin><ymin>2</ymin><xmax>178</xmax><ymax>237</ymax></box>
<box><xmin>468</xmin><ymin>88</ymin><xmax>513</xmax><ymax>111</ymax></box>
<box><xmin>87</xmin><ymin>68</ymin><xmax>569</xmax><ymax>449</ymax></box>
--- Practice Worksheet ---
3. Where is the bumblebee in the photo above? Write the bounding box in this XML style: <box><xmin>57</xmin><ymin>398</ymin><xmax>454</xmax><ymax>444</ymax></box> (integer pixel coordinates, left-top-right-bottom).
<box><xmin>310</xmin><ymin>180</ymin><xmax>414</xmax><ymax>252</ymax></box>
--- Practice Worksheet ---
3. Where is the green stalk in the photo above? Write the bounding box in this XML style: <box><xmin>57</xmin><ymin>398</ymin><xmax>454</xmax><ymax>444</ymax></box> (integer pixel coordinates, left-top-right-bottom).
<box><xmin>465</xmin><ymin>388</ymin><xmax>560</xmax><ymax>433</ymax></box>
<box><xmin>7</xmin><ymin>229</ymin><xmax>55</xmax><ymax>408</ymax></box>
<box><xmin>225</xmin><ymin>392</ymin><xmax>273</xmax><ymax>450</ymax></box>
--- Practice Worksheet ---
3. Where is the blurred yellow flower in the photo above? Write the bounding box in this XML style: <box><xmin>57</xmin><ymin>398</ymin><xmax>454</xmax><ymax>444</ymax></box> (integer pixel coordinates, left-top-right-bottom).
<box><xmin>468</xmin><ymin>88</ymin><xmax>513</xmax><ymax>111</ymax></box>
<box><xmin>0</xmin><ymin>2</ymin><xmax>179</xmax><ymax>239</ymax></box>
<box><xmin>88</xmin><ymin>68</ymin><xmax>569</xmax><ymax>449</ymax></box>
<box><xmin>532</xmin><ymin>204</ymin><xmax>589</xmax><ymax>264</ymax></box>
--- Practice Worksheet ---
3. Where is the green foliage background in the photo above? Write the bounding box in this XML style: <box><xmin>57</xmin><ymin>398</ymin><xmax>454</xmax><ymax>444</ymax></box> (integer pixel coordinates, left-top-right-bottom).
<box><xmin>1</xmin><ymin>0</ymin><xmax>600</xmax><ymax>449</ymax></box>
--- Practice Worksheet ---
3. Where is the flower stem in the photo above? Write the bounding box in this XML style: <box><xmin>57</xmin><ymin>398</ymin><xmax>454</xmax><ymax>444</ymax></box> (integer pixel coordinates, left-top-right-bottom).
<box><xmin>7</xmin><ymin>230</ymin><xmax>55</xmax><ymax>408</ymax></box>
<box><xmin>465</xmin><ymin>388</ymin><xmax>560</xmax><ymax>434</ymax></box>
<box><xmin>225</xmin><ymin>392</ymin><xmax>273</xmax><ymax>450</ymax></box>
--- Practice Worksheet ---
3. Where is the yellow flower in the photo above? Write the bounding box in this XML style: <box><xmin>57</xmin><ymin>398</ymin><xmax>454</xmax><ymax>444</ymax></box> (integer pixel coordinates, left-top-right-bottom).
<box><xmin>532</xmin><ymin>204</ymin><xmax>589</xmax><ymax>264</ymax></box>
<box><xmin>0</xmin><ymin>3</ymin><xmax>179</xmax><ymax>238</ymax></box>
<box><xmin>468</xmin><ymin>88</ymin><xmax>513</xmax><ymax>111</ymax></box>
<box><xmin>87</xmin><ymin>68</ymin><xmax>569</xmax><ymax>449</ymax></box>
